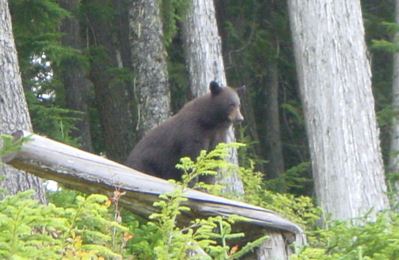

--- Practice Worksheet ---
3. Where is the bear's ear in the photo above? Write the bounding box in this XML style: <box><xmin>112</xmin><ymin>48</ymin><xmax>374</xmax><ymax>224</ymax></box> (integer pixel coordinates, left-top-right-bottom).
<box><xmin>236</xmin><ymin>85</ymin><xmax>246</xmax><ymax>96</ymax></box>
<box><xmin>209</xmin><ymin>81</ymin><xmax>222</xmax><ymax>95</ymax></box>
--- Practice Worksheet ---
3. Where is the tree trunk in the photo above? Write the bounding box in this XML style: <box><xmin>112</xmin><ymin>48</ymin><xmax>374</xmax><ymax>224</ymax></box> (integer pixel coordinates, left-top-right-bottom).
<box><xmin>0</xmin><ymin>0</ymin><xmax>46</xmax><ymax>203</ymax></box>
<box><xmin>243</xmin><ymin>232</ymin><xmax>291</xmax><ymax>260</ymax></box>
<box><xmin>84</xmin><ymin>0</ymin><xmax>135</xmax><ymax>163</ymax></box>
<box><xmin>128</xmin><ymin>0</ymin><xmax>171</xmax><ymax>137</ymax></box>
<box><xmin>182</xmin><ymin>1</ymin><xmax>226</xmax><ymax>97</ymax></box>
<box><xmin>182</xmin><ymin>0</ymin><xmax>244</xmax><ymax>197</ymax></box>
<box><xmin>58</xmin><ymin>0</ymin><xmax>93</xmax><ymax>152</ymax></box>
<box><xmin>264</xmin><ymin>56</ymin><xmax>285</xmax><ymax>181</ymax></box>
<box><xmin>389</xmin><ymin>0</ymin><xmax>399</xmax><ymax>201</ymax></box>
<box><xmin>288</xmin><ymin>0</ymin><xmax>389</xmax><ymax>220</ymax></box>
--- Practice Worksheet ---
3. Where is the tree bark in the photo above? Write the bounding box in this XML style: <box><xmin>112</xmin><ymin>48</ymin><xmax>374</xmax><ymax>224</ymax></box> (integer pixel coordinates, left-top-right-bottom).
<box><xmin>288</xmin><ymin>0</ymin><xmax>389</xmax><ymax>220</ymax></box>
<box><xmin>0</xmin><ymin>0</ymin><xmax>46</xmax><ymax>203</ymax></box>
<box><xmin>389</xmin><ymin>0</ymin><xmax>399</xmax><ymax>201</ymax></box>
<box><xmin>84</xmin><ymin>0</ymin><xmax>135</xmax><ymax>162</ymax></box>
<box><xmin>58</xmin><ymin>0</ymin><xmax>93</xmax><ymax>152</ymax></box>
<box><xmin>128</xmin><ymin>0</ymin><xmax>171</xmax><ymax>137</ymax></box>
<box><xmin>264</xmin><ymin>56</ymin><xmax>285</xmax><ymax>180</ymax></box>
<box><xmin>243</xmin><ymin>232</ymin><xmax>290</xmax><ymax>260</ymax></box>
<box><xmin>182</xmin><ymin>1</ymin><xmax>226</xmax><ymax>97</ymax></box>
<box><xmin>182</xmin><ymin>0</ymin><xmax>244</xmax><ymax>197</ymax></box>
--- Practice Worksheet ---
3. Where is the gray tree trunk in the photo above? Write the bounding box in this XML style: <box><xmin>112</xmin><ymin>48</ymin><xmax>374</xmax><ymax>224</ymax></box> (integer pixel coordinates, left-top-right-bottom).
<box><xmin>389</xmin><ymin>0</ymin><xmax>399</xmax><ymax>202</ymax></box>
<box><xmin>128</xmin><ymin>0</ymin><xmax>171</xmax><ymax>137</ymax></box>
<box><xmin>0</xmin><ymin>0</ymin><xmax>46</xmax><ymax>203</ymax></box>
<box><xmin>182</xmin><ymin>0</ymin><xmax>226</xmax><ymax>97</ymax></box>
<box><xmin>246</xmin><ymin>232</ymin><xmax>289</xmax><ymax>260</ymax></box>
<box><xmin>182</xmin><ymin>0</ymin><xmax>244</xmax><ymax>197</ymax></box>
<box><xmin>288</xmin><ymin>0</ymin><xmax>389</xmax><ymax>220</ymax></box>
<box><xmin>58</xmin><ymin>0</ymin><xmax>93</xmax><ymax>152</ymax></box>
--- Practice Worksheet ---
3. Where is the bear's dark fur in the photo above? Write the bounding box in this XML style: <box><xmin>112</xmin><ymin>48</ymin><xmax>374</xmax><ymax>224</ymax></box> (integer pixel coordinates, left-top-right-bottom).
<box><xmin>125</xmin><ymin>81</ymin><xmax>244</xmax><ymax>180</ymax></box>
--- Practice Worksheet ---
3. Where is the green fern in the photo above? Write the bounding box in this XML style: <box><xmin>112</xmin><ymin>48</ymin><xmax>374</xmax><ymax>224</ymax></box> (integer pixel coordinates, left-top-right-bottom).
<box><xmin>149</xmin><ymin>143</ymin><xmax>268</xmax><ymax>259</ymax></box>
<box><xmin>0</xmin><ymin>190</ymin><xmax>128</xmax><ymax>259</ymax></box>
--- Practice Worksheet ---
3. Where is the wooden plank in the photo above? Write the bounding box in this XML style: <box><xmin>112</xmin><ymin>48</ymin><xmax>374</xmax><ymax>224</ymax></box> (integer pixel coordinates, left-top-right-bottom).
<box><xmin>3</xmin><ymin>131</ymin><xmax>304</xmax><ymax>242</ymax></box>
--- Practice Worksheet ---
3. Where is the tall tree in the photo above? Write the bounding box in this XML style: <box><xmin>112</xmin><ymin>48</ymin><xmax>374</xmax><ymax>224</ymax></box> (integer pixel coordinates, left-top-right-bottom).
<box><xmin>215</xmin><ymin>0</ymin><xmax>293</xmax><ymax>184</ymax></box>
<box><xmin>264</xmin><ymin>55</ymin><xmax>285</xmax><ymax>180</ymax></box>
<box><xmin>262</xmin><ymin>2</ymin><xmax>285</xmax><ymax>181</ymax></box>
<box><xmin>83</xmin><ymin>0</ymin><xmax>135</xmax><ymax>162</ymax></box>
<box><xmin>288</xmin><ymin>0</ymin><xmax>389</xmax><ymax>220</ymax></box>
<box><xmin>58</xmin><ymin>0</ymin><xmax>93</xmax><ymax>152</ymax></box>
<box><xmin>128</xmin><ymin>0</ymin><xmax>171</xmax><ymax>137</ymax></box>
<box><xmin>182</xmin><ymin>0</ymin><xmax>244</xmax><ymax>196</ymax></box>
<box><xmin>182</xmin><ymin>0</ymin><xmax>225</xmax><ymax>97</ymax></box>
<box><xmin>0</xmin><ymin>0</ymin><xmax>46</xmax><ymax>202</ymax></box>
<box><xmin>389</xmin><ymin>0</ymin><xmax>399</xmax><ymax>201</ymax></box>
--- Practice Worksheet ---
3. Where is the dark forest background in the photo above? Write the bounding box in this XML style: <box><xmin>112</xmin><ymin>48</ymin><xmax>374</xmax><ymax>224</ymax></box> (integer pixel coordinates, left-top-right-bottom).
<box><xmin>9</xmin><ymin>0</ymin><xmax>395</xmax><ymax>197</ymax></box>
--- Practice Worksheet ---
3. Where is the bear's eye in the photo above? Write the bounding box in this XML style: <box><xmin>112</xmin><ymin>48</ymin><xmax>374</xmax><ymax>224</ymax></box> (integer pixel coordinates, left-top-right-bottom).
<box><xmin>229</xmin><ymin>103</ymin><xmax>236</xmax><ymax>109</ymax></box>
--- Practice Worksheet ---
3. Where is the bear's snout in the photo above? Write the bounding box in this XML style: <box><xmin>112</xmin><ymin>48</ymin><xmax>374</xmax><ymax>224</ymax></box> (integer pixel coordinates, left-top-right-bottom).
<box><xmin>235</xmin><ymin>111</ymin><xmax>244</xmax><ymax>123</ymax></box>
<box><xmin>229</xmin><ymin>108</ymin><xmax>244</xmax><ymax>123</ymax></box>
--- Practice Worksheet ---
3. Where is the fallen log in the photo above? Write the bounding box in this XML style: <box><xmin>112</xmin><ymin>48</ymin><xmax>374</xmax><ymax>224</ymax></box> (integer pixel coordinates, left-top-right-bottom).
<box><xmin>3</xmin><ymin>130</ymin><xmax>305</xmax><ymax>258</ymax></box>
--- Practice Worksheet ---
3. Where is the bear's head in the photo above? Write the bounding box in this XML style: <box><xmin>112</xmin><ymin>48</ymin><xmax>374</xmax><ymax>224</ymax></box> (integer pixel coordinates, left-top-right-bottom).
<box><xmin>209</xmin><ymin>81</ymin><xmax>244</xmax><ymax>124</ymax></box>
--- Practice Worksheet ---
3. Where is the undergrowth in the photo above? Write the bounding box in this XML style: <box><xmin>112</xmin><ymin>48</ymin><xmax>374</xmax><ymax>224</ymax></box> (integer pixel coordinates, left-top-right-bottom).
<box><xmin>2</xmin><ymin>138</ymin><xmax>398</xmax><ymax>259</ymax></box>
<box><xmin>127</xmin><ymin>142</ymin><xmax>268</xmax><ymax>259</ymax></box>
<box><xmin>0</xmin><ymin>190</ymin><xmax>128</xmax><ymax>259</ymax></box>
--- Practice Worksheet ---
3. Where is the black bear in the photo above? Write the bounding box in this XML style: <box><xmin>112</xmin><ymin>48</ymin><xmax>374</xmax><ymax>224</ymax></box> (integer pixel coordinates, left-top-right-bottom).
<box><xmin>125</xmin><ymin>81</ymin><xmax>244</xmax><ymax>180</ymax></box>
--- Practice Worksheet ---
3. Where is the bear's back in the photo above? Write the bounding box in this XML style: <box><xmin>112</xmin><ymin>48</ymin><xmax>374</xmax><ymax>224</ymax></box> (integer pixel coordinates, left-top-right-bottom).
<box><xmin>125</xmin><ymin>81</ymin><xmax>244</xmax><ymax>181</ymax></box>
<box><xmin>125</xmin><ymin>115</ymin><xmax>185</xmax><ymax>179</ymax></box>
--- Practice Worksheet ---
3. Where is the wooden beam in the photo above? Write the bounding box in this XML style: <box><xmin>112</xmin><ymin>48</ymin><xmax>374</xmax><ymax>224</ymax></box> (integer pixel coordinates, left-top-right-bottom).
<box><xmin>3</xmin><ymin>131</ymin><xmax>304</xmax><ymax>244</ymax></box>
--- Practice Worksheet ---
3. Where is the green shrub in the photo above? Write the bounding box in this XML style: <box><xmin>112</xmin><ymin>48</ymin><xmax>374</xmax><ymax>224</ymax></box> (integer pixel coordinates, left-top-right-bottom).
<box><xmin>140</xmin><ymin>142</ymin><xmax>268</xmax><ymax>259</ymax></box>
<box><xmin>292</xmin><ymin>211</ymin><xmax>399</xmax><ymax>260</ymax></box>
<box><xmin>129</xmin><ymin>142</ymin><xmax>320</xmax><ymax>259</ymax></box>
<box><xmin>239</xmin><ymin>159</ymin><xmax>320</xmax><ymax>230</ymax></box>
<box><xmin>0</xmin><ymin>190</ymin><xmax>128</xmax><ymax>259</ymax></box>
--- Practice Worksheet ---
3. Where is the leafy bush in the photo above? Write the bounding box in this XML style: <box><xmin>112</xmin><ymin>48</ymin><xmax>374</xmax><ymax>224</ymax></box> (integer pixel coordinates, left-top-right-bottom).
<box><xmin>238</xmin><ymin>159</ymin><xmax>320</xmax><ymax>230</ymax></box>
<box><xmin>0</xmin><ymin>190</ymin><xmax>128</xmax><ymax>259</ymax></box>
<box><xmin>0</xmin><ymin>134</ymin><xmax>31</xmax><ymax>158</ymax></box>
<box><xmin>239</xmin><ymin>158</ymin><xmax>399</xmax><ymax>260</ymax></box>
<box><xmin>10</xmin><ymin>139</ymin><xmax>399</xmax><ymax>259</ymax></box>
<box><xmin>0</xmin><ymin>141</ymin><xmax>272</xmax><ymax>259</ymax></box>
<box><xmin>129</xmin><ymin>142</ymin><xmax>268</xmax><ymax>259</ymax></box>
<box><xmin>26</xmin><ymin>92</ymin><xmax>82</xmax><ymax>147</ymax></box>
<box><xmin>292</xmin><ymin>211</ymin><xmax>399</xmax><ymax>259</ymax></box>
